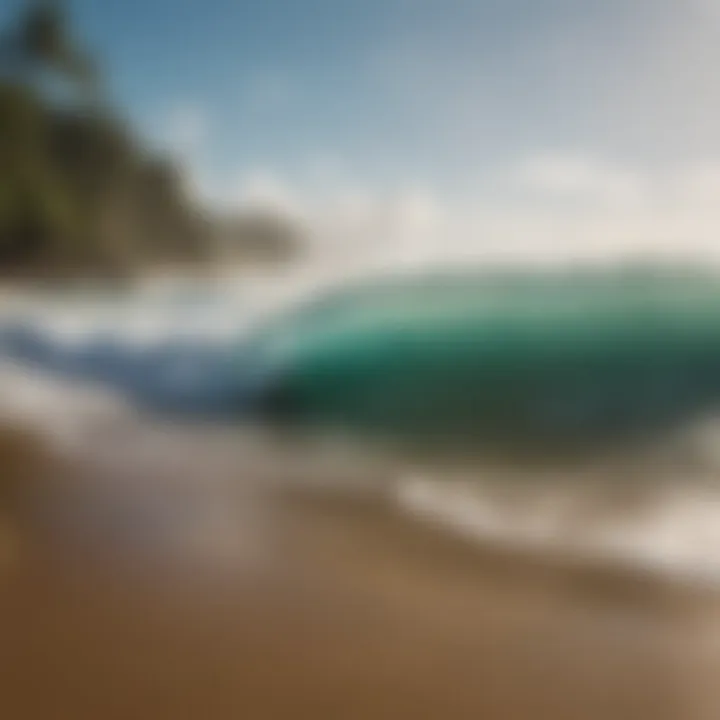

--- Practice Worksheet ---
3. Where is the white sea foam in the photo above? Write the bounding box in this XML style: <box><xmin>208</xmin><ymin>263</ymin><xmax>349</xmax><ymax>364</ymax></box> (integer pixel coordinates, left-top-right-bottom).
<box><xmin>4</xmin><ymin>271</ymin><xmax>720</xmax><ymax>584</ymax></box>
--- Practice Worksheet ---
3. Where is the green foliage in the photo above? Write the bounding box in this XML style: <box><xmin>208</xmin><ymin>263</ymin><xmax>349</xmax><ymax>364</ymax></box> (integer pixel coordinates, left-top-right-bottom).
<box><xmin>3</xmin><ymin>0</ymin><xmax>97</xmax><ymax>101</ymax></box>
<box><xmin>0</xmin><ymin>1</ymin><xmax>206</xmax><ymax>277</ymax></box>
<box><xmin>0</xmin><ymin>1</ymin><xmax>303</xmax><ymax>277</ymax></box>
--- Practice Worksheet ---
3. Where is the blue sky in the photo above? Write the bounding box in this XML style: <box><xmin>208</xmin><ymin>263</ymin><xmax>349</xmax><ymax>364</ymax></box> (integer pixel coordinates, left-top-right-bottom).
<box><xmin>58</xmin><ymin>0</ymin><xmax>720</xmax><ymax>191</ymax></box>
<box><xmin>7</xmin><ymin>0</ymin><xmax>720</xmax><ymax>262</ymax></box>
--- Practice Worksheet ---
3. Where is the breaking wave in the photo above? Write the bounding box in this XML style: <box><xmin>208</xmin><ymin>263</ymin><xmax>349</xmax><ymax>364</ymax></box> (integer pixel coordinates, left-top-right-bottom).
<box><xmin>5</xmin><ymin>265</ymin><xmax>720</xmax><ymax>583</ymax></box>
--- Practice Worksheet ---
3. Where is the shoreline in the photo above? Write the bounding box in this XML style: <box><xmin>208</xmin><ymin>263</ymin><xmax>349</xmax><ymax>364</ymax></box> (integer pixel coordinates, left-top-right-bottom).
<box><xmin>1</xmin><ymin>427</ymin><xmax>720</xmax><ymax>718</ymax></box>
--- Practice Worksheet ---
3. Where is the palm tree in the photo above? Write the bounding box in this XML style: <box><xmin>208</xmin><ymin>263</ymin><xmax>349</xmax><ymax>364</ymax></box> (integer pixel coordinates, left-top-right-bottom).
<box><xmin>1</xmin><ymin>0</ymin><xmax>97</xmax><ymax>101</ymax></box>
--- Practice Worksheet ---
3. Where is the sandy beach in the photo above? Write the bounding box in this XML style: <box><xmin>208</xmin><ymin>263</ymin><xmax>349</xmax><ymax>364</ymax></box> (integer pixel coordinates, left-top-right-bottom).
<box><xmin>0</xmin><ymin>426</ymin><xmax>719</xmax><ymax>720</ymax></box>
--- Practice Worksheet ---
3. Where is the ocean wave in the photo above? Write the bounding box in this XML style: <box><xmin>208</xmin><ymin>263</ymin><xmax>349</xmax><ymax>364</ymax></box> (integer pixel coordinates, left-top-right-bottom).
<box><xmin>4</xmin><ymin>266</ymin><xmax>720</xmax><ymax>582</ymax></box>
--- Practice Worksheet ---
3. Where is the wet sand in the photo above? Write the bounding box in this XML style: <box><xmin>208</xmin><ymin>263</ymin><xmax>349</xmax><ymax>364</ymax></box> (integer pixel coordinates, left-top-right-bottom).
<box><xmin>1</xmin><ymin>431</ymin><xmax>720</xmax><ymax>719</ymax></box>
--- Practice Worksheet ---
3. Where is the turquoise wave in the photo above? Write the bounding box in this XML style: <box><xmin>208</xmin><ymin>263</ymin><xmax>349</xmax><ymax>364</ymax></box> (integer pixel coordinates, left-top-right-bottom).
<box><xmin>242</xmin><ymin>267</ymin><xmax>720</xmax><ymax>453</ymax></box>
<box><xmin>5</xmin><ymin>266</ymin><xmax>720</xmax><ymax>457</ymax></box>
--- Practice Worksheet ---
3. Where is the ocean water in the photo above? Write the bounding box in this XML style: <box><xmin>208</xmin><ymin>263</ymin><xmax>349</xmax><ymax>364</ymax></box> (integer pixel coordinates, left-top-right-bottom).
<box><xmin>5</xmin><ymin>267</ymin><xmax>720</xmax><ymax>583</ymax></box>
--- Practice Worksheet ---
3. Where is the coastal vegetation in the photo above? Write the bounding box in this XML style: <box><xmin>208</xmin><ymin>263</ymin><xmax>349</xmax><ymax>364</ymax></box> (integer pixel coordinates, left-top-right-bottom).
<box><xmin>0</xmin><ymin>1</ymin><xmax>300</xmax><ymax>279</ymax></box>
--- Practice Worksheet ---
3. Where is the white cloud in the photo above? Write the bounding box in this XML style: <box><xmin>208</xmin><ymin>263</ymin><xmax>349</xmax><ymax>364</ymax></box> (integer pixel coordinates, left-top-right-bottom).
<box><xmin>234</xmin><ymin>170</ymin><xmax>301</xmax><ymax>216</ymax></box>
<box><xmin>144</xmin><ymin>102</ymin><xmax>214</xmax><ymax>202</ymax></box>
<box><xmin>511</xmin><ymin>154</ymin><xmax>647</xmax><ymax>208</ymax></box>
<box><xmin>198</xmin><ymin>148</ymin><xmax>720</xmax><ymax>275</ymax></box>
<box><xmin>158</xmin><ymin>103</ymin><xmax>208</xmax><ymax>159</ymax></box>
